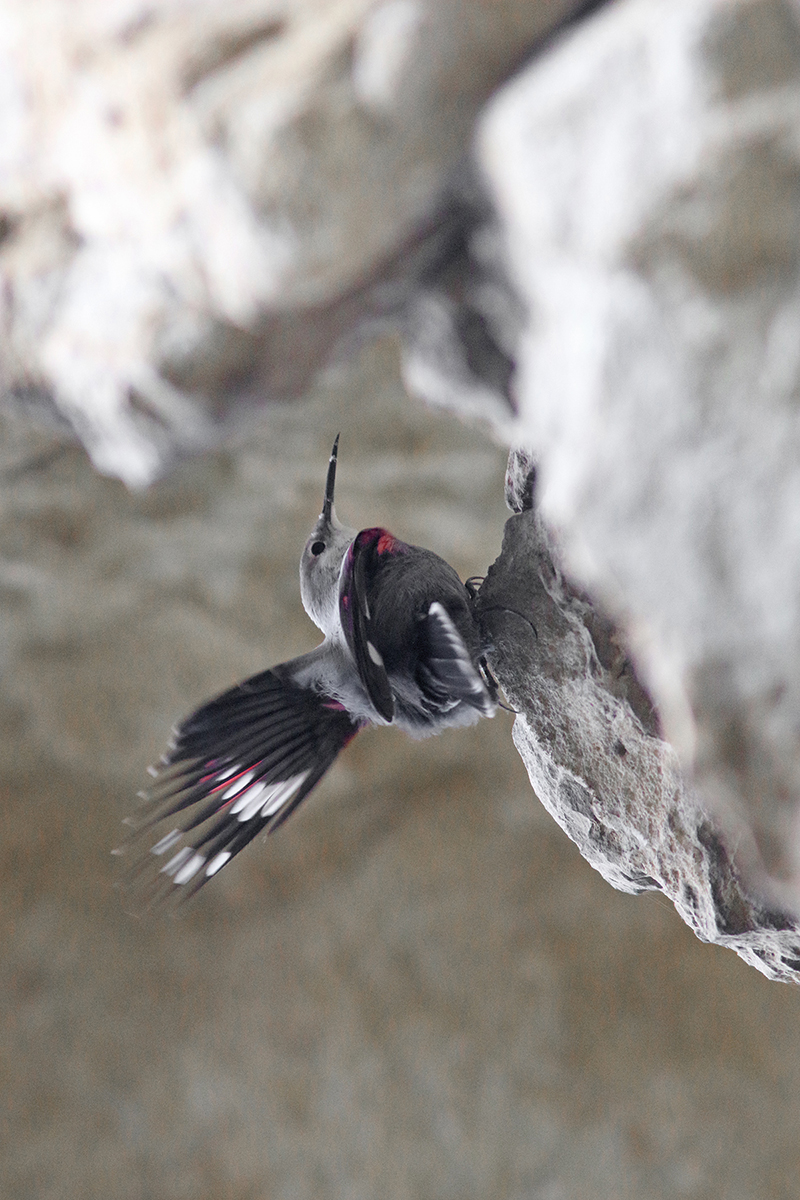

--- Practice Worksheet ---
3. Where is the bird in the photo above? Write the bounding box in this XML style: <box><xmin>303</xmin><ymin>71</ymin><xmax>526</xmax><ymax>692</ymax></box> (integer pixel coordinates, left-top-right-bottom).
<box><xmin>121</xmin><ymin>435</ymin><xmax>498</xmax><ymax>903</ymax></box>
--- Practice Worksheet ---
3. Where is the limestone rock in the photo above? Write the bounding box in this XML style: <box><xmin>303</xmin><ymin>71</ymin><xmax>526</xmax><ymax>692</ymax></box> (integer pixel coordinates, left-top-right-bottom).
<box><xmin>479</xmin><ymin>465</ymin><xmax>800</xmax><ymax>983</ymax></box>
<box><xmin>0</xmin><ymin>0</ymin><xmax>583</xmax><ymax>484</ymax></box>
<box><xmin>480</xmin><ymin>0</ymin><xmax>800</xmax><ymax>912</ymax></box>
<box><xmin>397</xmin><ymin>180</ymin><xmax>526</xmax><ymax>440</ymax></box>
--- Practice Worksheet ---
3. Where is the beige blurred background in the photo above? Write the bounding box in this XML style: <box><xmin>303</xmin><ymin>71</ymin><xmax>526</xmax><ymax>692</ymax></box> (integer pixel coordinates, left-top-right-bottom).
<box><xmin>2</xmin><ymin>338</ymin><xmax>800</xmax><ymax>1200</ymax></box>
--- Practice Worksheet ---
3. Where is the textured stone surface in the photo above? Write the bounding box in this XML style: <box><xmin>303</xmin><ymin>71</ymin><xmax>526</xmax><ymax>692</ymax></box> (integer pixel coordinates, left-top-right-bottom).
<box><xmin>397</xmin><ymin>180</ymin><xmax>525</xmax><ymax>440</ymax></box>
<box><xmin>480</xmin><ymin>0</ymin><xmax>800</xmax><ymax>911</ymax></box>
<box><xmin>479</xmin><ymin>452</ymin><xmax>800</xmax><ymax>984</ymax></box>
<box><xmin>0</xmin><ymin>0</ymin><xmax>583</xmax><ymax>483</ymax></box>
<box><xmin>5</xmin><ymin>347</ymin><xmax>800</xmax><ymax>1198</ymax></box>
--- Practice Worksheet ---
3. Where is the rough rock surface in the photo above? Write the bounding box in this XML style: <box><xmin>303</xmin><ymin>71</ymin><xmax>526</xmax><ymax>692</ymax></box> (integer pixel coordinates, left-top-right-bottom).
<box><xmin>478</xmin><ymin>450</ymin><xmax>800</xmax><ymax>984</ymax></box>
<box><xmin>0</xmin><ymin>0</ymin><xmax>584</xmax><ymax>484</ymax></box>
<box><xmin>479</xmin><ymin>0</ymin><xmax>800</xmax><ymax>912</ymax></box>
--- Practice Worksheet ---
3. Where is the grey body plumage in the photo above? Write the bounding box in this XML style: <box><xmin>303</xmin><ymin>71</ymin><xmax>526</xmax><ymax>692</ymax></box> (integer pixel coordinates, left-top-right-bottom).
<box><xmin>122</xmin><ymin>436</ymin><xmax>497</xmax><ymax>901</ymax></box>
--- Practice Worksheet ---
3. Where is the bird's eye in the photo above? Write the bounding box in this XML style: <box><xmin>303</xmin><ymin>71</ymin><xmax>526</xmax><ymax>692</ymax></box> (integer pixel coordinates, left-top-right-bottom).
<box><xmin>311</xmin><ymin>540</ymin><xmax>326</xmax><ymax>557</ymax></box>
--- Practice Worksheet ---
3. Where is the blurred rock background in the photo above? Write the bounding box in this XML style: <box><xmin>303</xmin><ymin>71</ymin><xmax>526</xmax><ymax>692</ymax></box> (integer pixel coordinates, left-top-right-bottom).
<box><xmin>4</xmin><ymin>0</ymin><xmax>800</xmax><ymax>1196</ymax></box>
<box><xmin>5</xmin><ymin>340</ymin><xmax>800</xmax><ymax>1200</ymax></box>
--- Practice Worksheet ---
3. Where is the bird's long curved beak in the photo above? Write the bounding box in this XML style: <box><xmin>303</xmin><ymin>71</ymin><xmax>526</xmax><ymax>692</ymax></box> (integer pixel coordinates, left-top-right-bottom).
<box><xmin>321</xmin><ymin>434</ymin><xmax>340</xmax><ymax>523</ymax></box>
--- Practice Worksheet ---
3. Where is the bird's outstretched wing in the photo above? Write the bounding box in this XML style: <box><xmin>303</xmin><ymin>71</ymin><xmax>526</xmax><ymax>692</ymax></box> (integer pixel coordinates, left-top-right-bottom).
<box><xmin>339</xmin><ymin>528</ymin><xmax>396</xmax><ymax>723</ymax></box>
<box><xmin>118</xmin><ymin>652</ymin><xmax>362</xmax><ymax>907</ymax></box>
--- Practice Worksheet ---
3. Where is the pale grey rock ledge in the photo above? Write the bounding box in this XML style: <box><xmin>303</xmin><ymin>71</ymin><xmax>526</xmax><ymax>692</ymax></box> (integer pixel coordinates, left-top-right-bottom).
<box><xmin>0</xmin><ymin>0</ymin><xmax>586</xmax><ymax>485</ymax></box>
<box><xmin>476</xmin><ymin>450</ymin><xmax>800</xmax><ymax>985</ymax></box>
<box><xmin>475</xmin><ymin>0</ymin><xmax>800</xmax><ymax>922</ymax></box>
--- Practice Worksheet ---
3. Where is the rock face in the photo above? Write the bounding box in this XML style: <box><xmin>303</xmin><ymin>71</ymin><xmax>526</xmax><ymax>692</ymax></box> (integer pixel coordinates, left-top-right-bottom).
<box><xmin>0</xmin><ymin>0</ymin><xmax>583</xmax><ymax>484</ymax></box>
<box><xmin>479</xmin><ymin>0</ymin><xmax>800</xmax><ymax>916</ymax></box>
<box><xmin>477</xmin><ymin>451</ymin><xmax>800</xmax><ymax>984</ymax></box>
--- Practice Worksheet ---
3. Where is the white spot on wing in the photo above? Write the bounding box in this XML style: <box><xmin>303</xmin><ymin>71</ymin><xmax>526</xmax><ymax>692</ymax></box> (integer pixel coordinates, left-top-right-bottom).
<box><xmin>230</xmin><ymin>781</ymin><xmax>266</xmax><ymax>816</ymax></box>
<box><xmin>206</xmin><ymin>851</ymin><xmax>231</xmax><ymax>877</ymax></box>
<box><xmin>236</xmin><ymin>783</ymin><xmax>270</xmax><ymax>822</ymax></box>
<box><xmin>174</xmin><ymin>852</ymin><xmax>206</xmax><ymax>885</ymax></box>
<box><xmin>221</xmin><ymin>769</ymin><xmax>255</xmax><ymax>800</ymax></box>
<box><xmin>151</xmin><ymin>828</ymin><xmax>182</xmax><ymax>856</ymax></box>
<box><xmin>260</xmin><ymin>771</ymin><xmax>310</xmax><ymax>818</ymax></box>
<box><xmin>162</xmin><ymin>846</ymin><xmax>193</xmax><ymax>876</ymax></box>
<box><xmin>367</xmin><ymin>640</ymin><xmax>384</xmax><ymax>667</ymax></box>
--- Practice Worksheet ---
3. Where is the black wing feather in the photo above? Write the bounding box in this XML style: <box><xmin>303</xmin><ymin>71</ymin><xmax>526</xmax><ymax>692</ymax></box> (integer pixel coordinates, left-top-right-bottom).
<box><xmin>340</xmin><ymin>531</ymin><xmax>395</xmax><ymax>722</ymax></box>
<box><xmin>119</xmin><ymin>654</ymin><xmax>361</xmax><ymax>906</ymax></box>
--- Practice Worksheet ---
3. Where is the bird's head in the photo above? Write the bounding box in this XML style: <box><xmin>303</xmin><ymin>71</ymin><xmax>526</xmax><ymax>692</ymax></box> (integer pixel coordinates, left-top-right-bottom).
<box><xmin>300</xmin><ymin>434</ymin><xmax>356</xmax><ymax>637</ymax></box>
